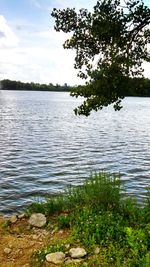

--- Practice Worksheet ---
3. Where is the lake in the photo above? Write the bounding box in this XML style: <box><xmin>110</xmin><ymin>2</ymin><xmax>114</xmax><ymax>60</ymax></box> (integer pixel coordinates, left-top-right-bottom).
<box><xmin>0</xmin><ymin>90</ymin><xmax>150</xmax><ymax>214</ymax></box>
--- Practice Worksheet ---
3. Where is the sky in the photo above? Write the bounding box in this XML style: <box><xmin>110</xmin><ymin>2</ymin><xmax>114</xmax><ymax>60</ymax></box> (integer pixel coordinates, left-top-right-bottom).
<box><xmin>0</xmin><ymin>0</ymin><xmax>150</xmax><ymax>86</ymax></box>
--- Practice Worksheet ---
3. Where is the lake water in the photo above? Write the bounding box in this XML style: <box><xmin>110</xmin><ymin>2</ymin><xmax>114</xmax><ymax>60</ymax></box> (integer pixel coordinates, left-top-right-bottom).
<box><xmin>0</xmin><ymin>90</ymin><xmax>150</xmax><ymax>214</ymax></box>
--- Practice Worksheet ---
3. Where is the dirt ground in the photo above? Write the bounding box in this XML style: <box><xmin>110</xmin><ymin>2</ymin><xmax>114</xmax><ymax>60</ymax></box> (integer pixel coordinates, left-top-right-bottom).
<box><xmin>0</xmin><ymin>216</ymin><xmax>70</xmax><ymax>267</ymax></box>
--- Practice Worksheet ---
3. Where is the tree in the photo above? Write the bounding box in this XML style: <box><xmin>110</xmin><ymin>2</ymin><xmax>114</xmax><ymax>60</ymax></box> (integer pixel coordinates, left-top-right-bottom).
<box><xmin>51</xmin><ymin>0</ymin><xmax>150</xmax><ymax>116</ymax></box>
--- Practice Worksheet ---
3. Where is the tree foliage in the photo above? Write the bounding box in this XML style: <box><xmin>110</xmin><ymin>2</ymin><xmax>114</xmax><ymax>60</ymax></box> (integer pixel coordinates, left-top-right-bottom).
<box><xmin>1</xmin><ymin>79</ymin><xmax>70</xmax><ymax>92</ymax></box>
<box><xmin>52</xmin><ymin>0</ymin><xmax>150</xmax><ymax>115</ymax></box>
<box><xmin>1</xmin><ymin>78</ymin><xmax>150</xmax><ymax>97</ymax></box>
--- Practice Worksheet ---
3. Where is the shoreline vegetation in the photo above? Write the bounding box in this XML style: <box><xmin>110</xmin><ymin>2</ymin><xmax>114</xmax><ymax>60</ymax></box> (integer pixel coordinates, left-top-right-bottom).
<box><xmin>1</xmin><ymin>78</ymin><xmax>150</xmax><ymax>97</ymax></box>
<box><xmin>0</xmin><ymin>79</ymin><xmax>71</xmax><ymax>92</ymax></box>
<box><xmin>0</xmin><ymin>172</ymin><xmax>150</xmax><ymax>266</ymax></box>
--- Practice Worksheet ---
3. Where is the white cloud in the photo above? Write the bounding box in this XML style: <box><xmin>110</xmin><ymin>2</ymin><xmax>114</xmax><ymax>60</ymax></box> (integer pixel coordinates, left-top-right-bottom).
<box><xmin>0</xmin><ymin>14</ymin><xmax>81</xmax><ymax>85</ymax></box>
<box><xmin>0</xmin><ymin>15</ymin><xmax>19</xmax><ymax>48</ymax></box>
<box><xmin>0</xmin><ymin>13</ymin><xmax>84</xmax><ymax>85</ymax></box>
<box><xmin>49</xmin><ymin>0</ymin><xmax>93</xmax><ymax>11</ymax></box>
<box><xmin>33</xmin><ymin>29</ymin><xmax>64</xmax><ymax>40</ymax></box>
<box><xmin>1</xmin><ymin>48</ymin><xmax>81</xmax><ymax>85</ymax></box>
<box><xmin>0</xmin><ymin>9</ymin><xmax>85</xmax><ymax>85</ymax></box>
<box><xmin>1</xmin><ymin>6</ymin><xmax>149</xmax><ymax>87</ymax></box>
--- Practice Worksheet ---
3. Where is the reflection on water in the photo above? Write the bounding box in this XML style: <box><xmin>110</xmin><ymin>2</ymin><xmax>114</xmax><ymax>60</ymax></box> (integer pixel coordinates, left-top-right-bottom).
<box><xmin>0</xmin><ymin>90</ymin><xmax>150</xmax><ymax>213</ymax></box>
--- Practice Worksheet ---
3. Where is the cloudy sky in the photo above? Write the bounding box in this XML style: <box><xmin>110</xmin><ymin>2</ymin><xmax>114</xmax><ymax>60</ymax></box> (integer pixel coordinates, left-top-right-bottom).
<box><xmin>0</xmin><ymin>0</ymin><xmax>150</xmax><ymax>86</ymax></box>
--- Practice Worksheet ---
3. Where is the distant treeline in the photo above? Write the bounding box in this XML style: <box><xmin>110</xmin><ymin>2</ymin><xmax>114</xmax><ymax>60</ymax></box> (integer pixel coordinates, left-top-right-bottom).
<box><xmin>1</xmin><ymin>79</ymin><xmax>71</xmax><ymax>92</ymax></box>
<box><xmin>1</xmin><ymin>78</ymin><xmax>150</xmax><ymax>97</ymax></box>
<box><xmin>125</xmin><ymin>77</ymin><xmax>150</xmax><ymax>97</ymax></box>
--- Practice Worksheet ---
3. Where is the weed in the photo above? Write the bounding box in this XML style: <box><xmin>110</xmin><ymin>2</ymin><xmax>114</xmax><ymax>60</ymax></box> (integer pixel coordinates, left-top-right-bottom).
<box><xmin>58</xmin><ymin>214</ymin><xmax>71</xmax><ymax>229</ymax></box>
<box><xmin>27</xmin><ymin>172</ymin><xmax>150</xmax><ymax>267</ymax></box>
<box><xmin>30</xmin><ymin>243</ymin><xmax>65</xmax><ymax>267</ymax></box>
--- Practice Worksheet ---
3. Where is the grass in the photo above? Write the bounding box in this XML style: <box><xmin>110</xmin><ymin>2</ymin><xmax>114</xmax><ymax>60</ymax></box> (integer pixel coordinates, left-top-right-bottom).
<box><xmin>27</xmin><ymin>172</ymin><xmax>150</xmax><ymax>267</ymax></box>
<box><xmin>27</xmin><ymin>172</ymin><xmax>121</xmax><ymax>215</ymax></box>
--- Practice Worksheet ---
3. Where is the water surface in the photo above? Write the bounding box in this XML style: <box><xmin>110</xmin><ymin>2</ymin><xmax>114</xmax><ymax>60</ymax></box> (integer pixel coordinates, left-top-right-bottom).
<box><xmin>0</xmin><ymin>90</ymin><xmax>150</xmax><ymax>213</ymax></box>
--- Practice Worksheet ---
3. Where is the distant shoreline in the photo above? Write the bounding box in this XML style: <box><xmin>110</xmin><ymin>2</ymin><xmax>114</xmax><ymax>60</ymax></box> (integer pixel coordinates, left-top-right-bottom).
<box><xmin>1</xmin><ymin>79</ymin><xmax>73</xmax><ymax>93</ymax></box>
<box><xmin>1</xmin><ymin>78</ymin><xmax>150</xmax><ymax>97</ymax></box>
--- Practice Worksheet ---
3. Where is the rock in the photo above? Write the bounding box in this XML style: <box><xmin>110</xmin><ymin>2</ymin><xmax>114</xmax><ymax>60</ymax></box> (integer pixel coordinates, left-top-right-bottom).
<box><xmin>58</xmin><ymin>230</ymin><xmax>64</xmax><ymax>235</ymax></box>
<box><xmin>94</xmin><ymin>247</ymin><xmax>100</xmax><ymax>255</ymax></box>
<box><xmin>28</xmin><ymin>213</ymin><xmax>46</xmax><ymax>228</ymax></box>
<box><xmin>65</xmin><ymin>258</ymin><xmax>83</xmax><ymax>264</ymax></box>
<box><xmin>18</xmin><ymin>213</ymin><xmax>25</xmax><ymax>219</ymax></box>
<box><xmin>4</xmin><ymin>248</ymin><xmax>12</xmax><ymax>254</ymax></box>
<box><xmin>64</xmin><ymin>257</ymin><xmax>72</xmax><ymax>264</ymax></box>
<box><xmin>69</xmin><ymin>247</ymin><xmax>87</xmax><ymax>259</ymax></box>
<box><xmin>10</xmin><ymin>215</ymin><xmax>17</xmax><ymax>223</ymax></box>
<box><xmin>46</xmin><ymin>252</ymin><xmax>65</xmax><ymax>264</ymax></box>
<box><xmin>65</xmin><ymin>243</ymin><xmax>70</xmax><ymax>249</ymax></box>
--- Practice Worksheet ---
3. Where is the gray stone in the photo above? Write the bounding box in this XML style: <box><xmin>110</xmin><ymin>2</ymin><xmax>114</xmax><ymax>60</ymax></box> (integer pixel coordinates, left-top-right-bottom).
<box><xmin>65</xmin><ymin>258</ymin><xmax>83</xmax><ymax>264</ymax></box>
<box><xmin>46</xmin><ymin>252</ymin><xmax>65</xmax><ymax>264</ymax></box>
<box><xmin>10</xmin><ymin>215</ymin><xmax>17</xmax><ymax>223</ymax></box>
<box><xmin>58</xmin><ymin>230</ymin><xmax>64</xmax><ymax>234</ymax></box>
<box><xmin>64</xmin><ymin>257</ymin><xmax>72</xmax><ymax>264</ymax></box>
<box><xmin>4</xmin><ymin>248</ymin><xmax>12</xmax><ymax>254</ymax></box>
<box><xmin>28</xmin><ymin>213</ymin><xmax>46</xmax><ymax>228</ymax></box>
<box><xmin>69</xmin><ymin>247</ymin><xmax>87</xmax><ymax>259</ymax></box>
<box><xmin>18</xmin><ymin>213</ymin><xmax>25</xmax><ymax>219</ymax></box>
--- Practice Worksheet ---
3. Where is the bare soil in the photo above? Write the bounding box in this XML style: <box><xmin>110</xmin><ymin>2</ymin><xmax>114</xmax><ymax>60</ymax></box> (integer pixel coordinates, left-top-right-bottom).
<box><xmin>0</xmin><ymin>216</ymin><xmax>70</xmax><ymax>267</ymax></box>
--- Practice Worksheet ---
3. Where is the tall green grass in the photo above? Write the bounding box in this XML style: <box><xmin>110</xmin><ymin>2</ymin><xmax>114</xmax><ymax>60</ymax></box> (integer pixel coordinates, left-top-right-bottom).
<box><xmin>27</xmin><ymin>172</ymin><xmax>150</xmax><ymax>266</ymax></box>
<box><xmin>27</xmin><ymin>172</ymin><xmax>122</xmax><ymax>215</ymax></box>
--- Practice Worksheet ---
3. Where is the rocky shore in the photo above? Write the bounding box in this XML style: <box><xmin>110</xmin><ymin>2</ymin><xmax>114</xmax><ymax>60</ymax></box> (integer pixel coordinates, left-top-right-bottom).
<box><xmin>1</xmin><ymin>173</ymin><xmax>149</xmax><ymax>266</ymax></box>
<box><xmin>0</xmin><ymin>213</ymin><xmax>90</xmax><ymax>267</ymax></box>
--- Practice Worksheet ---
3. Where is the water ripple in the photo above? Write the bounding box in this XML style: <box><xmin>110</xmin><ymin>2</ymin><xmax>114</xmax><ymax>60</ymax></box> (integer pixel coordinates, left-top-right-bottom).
<box><xmin>0</xmin><ymin>91</ymin><xmax>150</xmax><ymax>213</ymax></box>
